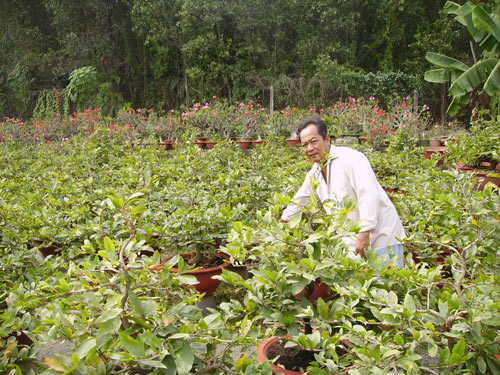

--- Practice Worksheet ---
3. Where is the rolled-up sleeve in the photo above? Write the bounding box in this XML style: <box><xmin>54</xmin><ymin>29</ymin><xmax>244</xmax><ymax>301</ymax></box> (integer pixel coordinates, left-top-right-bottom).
<box><xmin>343</xmin><ymin>152</ymin><xmax>379</xmax><ymax>232</ymax></box>
<box><xmin>281</xmin><ymin>171</ymin><xmax>315</xmax><ymax>221</ymax></box>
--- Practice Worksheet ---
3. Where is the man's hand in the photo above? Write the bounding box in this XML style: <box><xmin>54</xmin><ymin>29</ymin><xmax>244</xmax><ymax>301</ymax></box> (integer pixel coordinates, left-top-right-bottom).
<box><xmin>355</xmin><ymin>231</ymin><xmax>370</xmax><ymax>258</ymax></box>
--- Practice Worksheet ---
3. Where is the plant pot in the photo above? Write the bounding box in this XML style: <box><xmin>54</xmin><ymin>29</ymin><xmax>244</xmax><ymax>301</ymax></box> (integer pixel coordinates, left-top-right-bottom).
<box><xmin>204</xmin><ymin>141</ymin><xmax>217</xmax><ymax>149</ymax></box>
<box><xmin>257</xmin><ymin>336</ymin><xmax>312</xmax><ymax>374</ymax></box>
<box><xmin>251</xmin><ymin>140</ymin><xmax>264</xmax><ymax>147</ymax></box>
<box><xmin>194</xmin><ymin>141</ymin><xmax>206</xmax><ymax>149</ymax></box>
<box><xmin>295</xmin><ymin>279</ymin><xmax>336</xmax><ymax>302</ymax></box>
<box><xmin>151</xmin><ymin>252</ymin><xmax>230</xmax><ymax>295</ymax></box>
<box><xmin>459</xmin><ymin>167</ymin><xmax>500</xmax><ymax>191</ymax></box>
<box><xmin>286</xmin><ymin>138</ymin><xmax>300</xmax><ymax>147</ymax></box>
<box><xmin>257</xmin><ymin>335</ymin><xmax>346</xmax><ymax>374</ymax></box>
<box><xmin>235</xmin><ymin>140</ymin><xmax>252</xmax><ymax>150</ymax></box>
<box><xmin>32</xmin><ymin>239</ymin><xmax>62</xmax><ymax>257</ymax></box>
<box><xmin>423</xmin><ymin>146</ymin><xmax>447</xmax><ymax>160</ymax></box>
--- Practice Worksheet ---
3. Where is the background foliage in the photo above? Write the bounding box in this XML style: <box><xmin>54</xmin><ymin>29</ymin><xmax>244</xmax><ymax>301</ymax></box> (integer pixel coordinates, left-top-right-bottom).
<box><xmin>0</xmin><ymin>0</ymin><xmax>474</xmax><ymax>120</ymax></box>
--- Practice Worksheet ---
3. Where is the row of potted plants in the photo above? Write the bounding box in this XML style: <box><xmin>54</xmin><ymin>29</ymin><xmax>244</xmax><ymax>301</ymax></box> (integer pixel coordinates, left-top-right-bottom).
<box><xmin>1</xmin><ymin>118</ymin><xmax>499</xmax><ymax>373</ymax></box>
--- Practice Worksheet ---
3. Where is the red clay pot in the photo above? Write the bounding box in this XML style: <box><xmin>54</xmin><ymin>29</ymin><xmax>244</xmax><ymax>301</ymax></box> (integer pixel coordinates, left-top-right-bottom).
<box><xmin>251</xmin><ymin>140</ymin><xmax>264</xmax><ymax>147</ymax></box>
<box><xmin>257</xmin><ymin>335</ymin><xmax>345</xmax><ymax>374</ymax></box>
<box><xmin>459</xmin><ymin>167</ymin><xmax>500</xmax><ymax>191</ymax></box>
<box><xmin>257</xmin><ymin>336</ymin><xmax>304</xmax><ymax>374</ymax></box>
<box><xmin>286</xmin><ymin>138</ymin><xmax>301</xmax><ymax>147</ymax></box>
<box><xmin>151</xmin><ymin>252</ymin><xmax>230</xmax><ymax>295</ymax></box>
<box><xmin>423</xmin><ymin>146</ymin><xmax>447</xmax><ymax>159</ymax></box>
<box><xmin>204</xmin><ymin>141</ymin><xmax>217</xmax><ymax>149</ymax></box>
<box><xmin>195</xmin><ymin>141</ymin><xmax>206</xmax><ymax>149</ymax></box>
<box><xmin>295</xmin><ymin>280</ymin><xmax>335</xmax><ymax>302</ymax></box>
<box><xmin>235</xmin><ymin>140</ymin><xmax>251</xmax><ymax>149</ymax></box>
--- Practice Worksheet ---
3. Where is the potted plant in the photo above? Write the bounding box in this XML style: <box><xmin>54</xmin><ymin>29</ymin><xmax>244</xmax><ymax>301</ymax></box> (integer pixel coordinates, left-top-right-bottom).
<box><xmin>219</xmin><ymin>196</ymin><xmax>410</xmax><ymax>373</ymax></box>
<box><xmin>219</xmin><ymin>169</ymin><xmax>500</xmax><ymax>374</ymax></box>
<box><xmin>33</xmin><ymin>192</ymin><xmax>242</xmax><ymax>374</ymax></box>
<box><xmin>286</xmin><ymin>132</ymin><xmax>301</xmax><ymax>147</ymax></box>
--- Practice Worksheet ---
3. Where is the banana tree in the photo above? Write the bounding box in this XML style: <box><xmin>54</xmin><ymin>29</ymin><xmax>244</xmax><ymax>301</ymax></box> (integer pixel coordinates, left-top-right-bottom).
<box><xmin>424</xmin><ymin>1</ymin><xmax>500</xmax><ymax>117</ymax></box>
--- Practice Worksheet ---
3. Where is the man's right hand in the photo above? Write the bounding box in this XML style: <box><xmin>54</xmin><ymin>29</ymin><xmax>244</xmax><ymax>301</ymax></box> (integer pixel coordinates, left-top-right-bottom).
<box><xmin>355</xmin><ymin>231</ymin><xmax>370</xmax><ymax>258</ymax></box>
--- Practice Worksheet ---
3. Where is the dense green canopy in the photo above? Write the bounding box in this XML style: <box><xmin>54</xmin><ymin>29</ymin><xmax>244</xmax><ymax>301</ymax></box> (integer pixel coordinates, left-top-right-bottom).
<box><xmin>0</xmin><ymin>0</ymin><xmax>471</xmax><ymax>119</ymax></box>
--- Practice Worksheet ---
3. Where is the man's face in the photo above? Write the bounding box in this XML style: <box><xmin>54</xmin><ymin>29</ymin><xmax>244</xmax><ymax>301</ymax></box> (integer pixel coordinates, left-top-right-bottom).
<box><xmin>299</xmin><ymin>124</ymin><xmax>331</xmax><ymax>163</ymax></box>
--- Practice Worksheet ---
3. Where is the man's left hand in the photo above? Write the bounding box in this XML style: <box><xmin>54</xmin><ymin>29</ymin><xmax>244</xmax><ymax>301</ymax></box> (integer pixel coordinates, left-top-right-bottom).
<box><xmin>355</xmin><ymin>231</ymin><xmax>370</xmax><ymax>258</ymax></box>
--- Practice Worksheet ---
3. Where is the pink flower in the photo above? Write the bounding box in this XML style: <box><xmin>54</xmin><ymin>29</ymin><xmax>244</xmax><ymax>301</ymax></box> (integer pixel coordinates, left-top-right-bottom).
<box><xmin>369</xmin><ymin>96</ymin><xmax>375</xmax><ymax>101</ymax></box>
<box><xmin>402</xmin><ymin>102</ymin><xmax>408</xmax><ymax>108</ymax></box>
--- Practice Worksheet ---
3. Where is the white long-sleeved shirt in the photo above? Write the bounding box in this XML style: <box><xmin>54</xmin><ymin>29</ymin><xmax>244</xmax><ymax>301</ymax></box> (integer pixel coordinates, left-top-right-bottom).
<box><xmin>281</xmin><ymin>145</ymin><xmax>405</xmax><ymax>252</ymax></box>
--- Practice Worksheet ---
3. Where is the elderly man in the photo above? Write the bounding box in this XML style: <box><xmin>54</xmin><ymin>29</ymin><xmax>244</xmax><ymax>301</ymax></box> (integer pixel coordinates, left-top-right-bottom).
<box><xmin>281</xmin><ymin>118</ymin><xmax>405</xmax><ymax>267</ymax></box>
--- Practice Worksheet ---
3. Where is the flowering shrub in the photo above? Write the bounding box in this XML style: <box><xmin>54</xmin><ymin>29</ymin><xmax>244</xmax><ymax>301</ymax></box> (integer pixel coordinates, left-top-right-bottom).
<box><xmin>2</xmin><ymin>94</ymin><xmax>435</xmax><ymax>146</ymax></box>
<box><xmin>389</xmin><ymin>95</ymin><xmax>431</xmax><ymax>140</ymax></box>
<box><xmin>271</xmin><ymin>106</ymin><xmax>312</xmax><ymax>138</ymax></box>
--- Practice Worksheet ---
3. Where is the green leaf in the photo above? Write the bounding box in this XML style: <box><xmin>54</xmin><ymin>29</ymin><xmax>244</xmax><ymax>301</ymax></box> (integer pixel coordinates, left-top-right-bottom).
<box><xmin>139</xmin><ymin>359</ymin><xmax>168</xmax><ymax>369</ymax></box>
<box><xmin>103</xmin><ymin>236</ymin><xmax>116</xmax><ymax>253</ymax></box>
<box><xmin>106</xmin><ymin>195</ymin><xmax>123</xmax><ymax>210</ymax></box>
<box><xmin>425</xmin><ymin>52</ymin><xmax>468</xmax><ymax>71</ymax></box>
<box><xmin>447</xmin><ymin>93</ymin><xmax>470</xmax><ymax>116</ymax></box>
<box><xmin>484</xmin><ymin>316</ymin><xmax>500</xmax><ymax>326</ymax></box>
<box><xmin>288</xmin><ymin>212</ymin><xmax>302</xmax><ymax>228</ymax></box>
<box><xmin>98</xmin><ymin>316</ymin><xmax>122</xmax><ymax>335</ymax></box>
<box><xmin>451</xmin><ymin>338</ymin><xmax>466</xmax><ymax>358</ymax></box>
<box><xmin>95</xmin><ymin>308</ymin><xmax>122</xmax><ymax>324</ymax></box>
<box><xmin>424</xmin><ymin>69</ymin><xmax>451</xmax><ymax>83</ymax></box>
<box><xmin>128</xmin><ymin>291</ymin><xmax>144</xmax><ymax>316</ymax></box>
<box><xmin>130</xmin><ymin>204</ymin><xmax>147</xmax><ymax>216</ymax></box>
<box><xmin>177</xmin><ymin>275</ymin><xmax>199</xmax><ymax>285</ymax></box>
<box><xmin>394</xmin><ymin>334</ymin><xmax>404</xmax><ymax>346</ymax></box>
<box><xmin>484</xmin><ymin>60</ymin><xmax>500</xmax><ymax>96</ymax></box>
<box><xmin>275</xmin><ymin>193</ymin><xmax>290</xmax><ymax>206</ymax></box>
<box><xmin>119</xmin><ymin>332</ymin><xmax>145</xmax><ymax>358</ymax></box>
<box><xmin>176</xmin><ymin>345</ymin><xmax>194</xmax><ymax>375</ymax></box>
<box><xmin>232</xmin><ymin>221</ymin><xmax>243</xmax><ymax>233</ymax></box>
<box><xmin>472</xmin><ymin>5</ymin><xmax>500</xmax><ymax>43</ymax></box>
<box><xmin>74</xmin><ymin>338</ymin><xmax>96</xmax><ymax>360</ymax></box>
<box><xmin>316</xmin><ymin>297</ymin><xmax>329</xmax><ymax>319</ymax></box>
<box><xmin>42</xmin><ymin>357</ymin><xmax>69</xmax><ymax>372</ymax></box>
<box><xmin>403</xmin><ymin>294</ymin><xmax>416</xmax><ymax>319</ymax></box>
<box><xmin>439</xmin><ymin>346</ymin><xmax>450</xmax><ymax>366</ymax></box>
<box><xmin>449</xmin><ymin>58</ymin><xmax>498</xmax><ymax>97</ymax></box>
<box><xmin>299</xmin><ymin>258</ymin><xmax>315</xmax><ymax>271</ymax></box>
<box><xmin>478</xmin><ymin>356</ymin><xmax>487</xmax><ymax>373</ymax></box>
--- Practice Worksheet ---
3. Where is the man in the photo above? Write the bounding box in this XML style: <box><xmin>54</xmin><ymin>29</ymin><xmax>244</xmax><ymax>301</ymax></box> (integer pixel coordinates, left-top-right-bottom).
<box><xmin>281</xmin><ymin>118</ymin><xmax>405</xmax><ymax>267</ymax></box>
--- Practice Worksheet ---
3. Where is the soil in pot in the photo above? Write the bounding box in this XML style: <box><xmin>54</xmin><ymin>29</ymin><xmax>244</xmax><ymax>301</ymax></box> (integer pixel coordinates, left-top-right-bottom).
<box><xmin>268</xmin><ymin>338</ymin><xmax>317</xmax><ymax>374</ymax></box>
<box><xmin>259</xmin><ymin>336</ymin><xmax>348</xmax><ymax>374</ymax></box>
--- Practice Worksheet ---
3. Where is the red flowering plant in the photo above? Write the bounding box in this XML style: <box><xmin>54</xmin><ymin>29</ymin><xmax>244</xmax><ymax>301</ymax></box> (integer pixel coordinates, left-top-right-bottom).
<box><xmin>270</xmin><ymin>106</ymin><xmax>312</xmax><ymax>138</ymax></box>
<box><xmin>154</xmin><ymin>110</ymin><xmax>183</xmax><ymax>142</ymax></box>
<box><xmin>229</xmin><ymin>100</ymin><xmax>269</xmax><ymax>140</ymax></box>
<box><xmin>389</xmin><ymin>94</ymin><xmax>431</xmax><ymax>141</ymax></box>
<box><xmin>0</xmin><ymin>117</ymin><xmax>32</xmax><ymax>144</ymax></box>
<box><xmin>322</xmin><ymin>97</ymin><xmax>378</xmax><ymax>137</ymax></box>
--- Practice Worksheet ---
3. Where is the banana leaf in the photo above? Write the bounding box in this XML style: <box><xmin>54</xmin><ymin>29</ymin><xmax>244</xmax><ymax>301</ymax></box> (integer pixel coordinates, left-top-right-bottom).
<box><xmin>447</xmin><ymin>94</ymin><xmax>470</xmax><ymax>116</ymax></box>
<box><xmin>472</xmin><ymin>5</ymin><xmax>500</xmax><ymax>43</ymax></box>
<box><xmin>424</xmin><ymin>69</ymin><xmax>450</xmax><ymax>83</ymax></box>
<box><xmin>484</xmin><ymin>60</ymin><xmax>500</xmax><ymax>96</ymax></box>
<box><xmin>425</xmin><ymin>52</ymin><xmax>468</xmax><ymax>71</ymax></box>
<box><xmin>449</xmin><ymin>58</ymin><xmax>498</xmax><ymax>96</ymax></box>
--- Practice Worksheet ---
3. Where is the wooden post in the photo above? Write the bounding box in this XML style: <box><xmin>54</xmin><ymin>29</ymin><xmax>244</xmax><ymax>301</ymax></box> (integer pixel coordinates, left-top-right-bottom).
<box><xmin>413</xmin><ymin>89</ymin><xmax>419</xmax><ymax>114</ymax></box>
<box><xmin>270</xmin><ymin>84</ymin><xmax>274</xmax><ymax>120</ymax></box>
